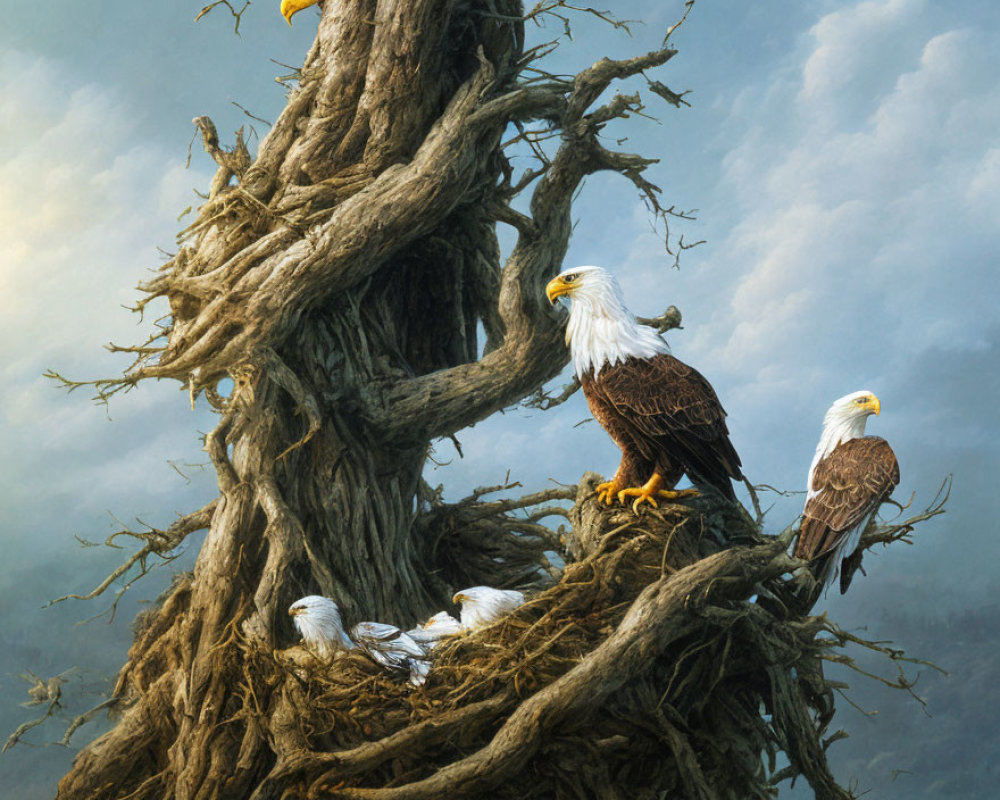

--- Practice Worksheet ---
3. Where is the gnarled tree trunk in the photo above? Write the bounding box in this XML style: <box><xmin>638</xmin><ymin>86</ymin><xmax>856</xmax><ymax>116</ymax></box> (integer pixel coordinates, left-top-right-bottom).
<box><xmin>55</xmin><ymin>1</ymin><xmax>671</xmax><ymax>796</ymax></box>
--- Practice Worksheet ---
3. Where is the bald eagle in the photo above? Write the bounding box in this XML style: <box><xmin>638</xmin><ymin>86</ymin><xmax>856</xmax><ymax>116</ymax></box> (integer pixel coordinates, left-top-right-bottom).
<box><xmin>280</xmin><ymin>0</ymin><xmax>319</xmax><ymax>26</ymax></box>
<box><xmin>288</xmin><ymin>596</ymin><xmax>431</xmax><ymax>685</ymax></box>
<box><xmin>794</xmin><ymin>391</ymin><xmax>900</xmax><ymax>594</ymax></box>
<box><xmin>545</xmin><ymin>266</ymin><xmax>743</xmax><ymax>509</ymax></box>
<box><xmin>452</xmin><ymin>586</ymin><xmax>525</xmax><ymax>631</ymax></box>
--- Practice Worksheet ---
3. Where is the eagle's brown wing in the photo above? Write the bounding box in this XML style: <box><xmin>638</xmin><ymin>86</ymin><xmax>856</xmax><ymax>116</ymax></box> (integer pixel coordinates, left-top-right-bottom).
<box><xmin>595</xmin><ymin>353</ymin><xmax>743</xmax><ymax>500</ymax></box>
<box><xmin>795</xmin><ymin>436</ymin><xmax>900</xmax><ymax>592</ymax></box>
<box><xmin>581</xmin><ymin>374</ymin><xmax>657</xmax><ymax>486</ymax></box>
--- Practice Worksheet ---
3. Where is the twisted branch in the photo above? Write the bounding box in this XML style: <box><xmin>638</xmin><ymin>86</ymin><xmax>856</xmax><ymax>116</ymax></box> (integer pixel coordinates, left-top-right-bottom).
<box><xmin>380</xmin><ymin>43</ymin><xmax>683</xmax><ymax>442</ymax></box>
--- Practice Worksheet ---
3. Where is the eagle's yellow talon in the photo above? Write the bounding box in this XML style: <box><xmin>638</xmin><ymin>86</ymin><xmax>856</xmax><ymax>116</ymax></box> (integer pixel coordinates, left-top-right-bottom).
<box><xmin>617</xmin><ymin>487</ymin><xmax>659</xmax><ymax>510</ymax></box>
<box><xmin>595</xmin><ymin>480</ymin><xmax>624</xmax><ymax>505</ymax></box>
<box><xmin>635</xmin><ymin>496</ymin><xmax>658</xmax><ymax>513</ymax></box>
<box><xmin>616</xmin><ymin>473</ymin><xmax>691</xmax><ymax>513</ymax></box>
<box><xmin>656</xmin><ymin>488</ymin><xmax>699</xmax><ymax>501</ymax></box>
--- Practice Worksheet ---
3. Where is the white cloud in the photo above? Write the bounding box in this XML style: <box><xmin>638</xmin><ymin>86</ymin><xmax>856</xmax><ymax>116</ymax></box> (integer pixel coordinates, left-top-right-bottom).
<box><xmin>0</xmin><ymin>48</ymin><xmax>220</xmax><ymax>793</ymax></box>
<box><xmin>799</xmin><ymin>0</ymin><xmax>926</xmax><ymax>107</ymax></box>
<box><xmin>0</xmin><ymin>47</ymin><xmax>216</xmax><ymax>530</ymax></box>
<box><xmin>693</xmin><ymin>12</ymin><xmax>1000</xmax><ymax>408</ymax></box>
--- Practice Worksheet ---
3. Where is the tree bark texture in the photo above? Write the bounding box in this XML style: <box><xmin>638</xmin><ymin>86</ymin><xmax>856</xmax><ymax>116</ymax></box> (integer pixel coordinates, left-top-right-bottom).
<box><xmin>49</xmin><ymin>3</ymin><xmax>939</xmax><ymax>799</ymax></box>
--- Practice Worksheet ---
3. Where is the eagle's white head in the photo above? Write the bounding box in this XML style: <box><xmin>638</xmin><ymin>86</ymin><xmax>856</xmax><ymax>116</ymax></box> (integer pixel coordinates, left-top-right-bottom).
<box><xmin>807</xmin><ymin>390</ymin><xmax>882</xmax><ymax>498</ymax></box>
<box><xmin>452</xmin><ymin>586</ymin><xmax>525</xmax><ymax>631</ymax></box>
<box><xmin>545</xmin><ymin>265</ymin><xmax>669</xmax><ymax>378</ymax></box>
<box><xmin>288</xmin><ymin>595</ymin><xmax>354</xmax><ymax>658</ymax></box>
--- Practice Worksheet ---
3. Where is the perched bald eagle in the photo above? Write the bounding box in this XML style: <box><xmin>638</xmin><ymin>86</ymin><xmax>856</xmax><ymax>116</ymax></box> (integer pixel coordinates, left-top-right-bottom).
<box><xmin>794</xmin><ymin>391</ymin><xmax>900</xmax><ymax>594</ymax></box>
<box><xmin>545</xmin><ymin>266</ymin><xmax>743</xmax><ymax>509</ymax></box>
<box><xmin>280</xmin><ymin>0</ymin><xmax>319</xmax><ymax>26</ymax></box>
<box><xmin>452</xmin><ymin>586</ymin><xmax>525</xmax><ymax>631</ymax></box>
<box><xmin>288</xmin><ymin>596</ymin><xmax>431</xmax><ymax>685</ymax></box>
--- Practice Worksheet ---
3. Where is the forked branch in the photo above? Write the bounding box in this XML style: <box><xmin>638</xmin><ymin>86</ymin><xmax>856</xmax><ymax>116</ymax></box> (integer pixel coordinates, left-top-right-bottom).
<box><xmin>45</xmin><ymin>500</ymin><xmax>218</xmax><ymax>608</ymax></box>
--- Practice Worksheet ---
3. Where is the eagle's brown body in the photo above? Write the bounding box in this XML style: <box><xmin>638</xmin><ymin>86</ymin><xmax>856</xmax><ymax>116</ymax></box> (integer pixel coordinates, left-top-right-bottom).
<box><xmin>581</xmin><ymin>353</ymin><xmax>743</xmax><ymax>501</ymax></box>
<box><xmin>795</xmin><ymin>436</ymin><xmax>899</xmax><ymax>593</ymax></box>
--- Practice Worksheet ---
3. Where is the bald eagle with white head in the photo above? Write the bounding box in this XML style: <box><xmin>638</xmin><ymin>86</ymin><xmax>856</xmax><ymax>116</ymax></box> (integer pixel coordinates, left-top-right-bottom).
<box><xmin>794</xmin><ymin>391</ymin><xmax>900</xmax><ymax>594</ymax></box>
<box><xmin>545</xmin><ymin>266</ymin><xmax>743</xmax><ymax>510</ymax></box>
<box><xmin>288</xmin><ymin>596</ymin><xmax>431</xmax><ymax>685</ymax></box>
<box><xmin>452</xmin><ymin>586</ymin><xmax>525</xmax><ymax>631</ymax></box>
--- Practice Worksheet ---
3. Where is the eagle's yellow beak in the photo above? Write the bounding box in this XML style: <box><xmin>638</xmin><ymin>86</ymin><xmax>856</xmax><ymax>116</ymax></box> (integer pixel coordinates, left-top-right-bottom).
<box><xmin>452</xmin><ymin>593</ymin><xmax>466</xmax><ymax>605</ymax></box>
<box><xmin>867</xmin><ymin>395</ymin><xmax>881</xmax><ymax>416</ymax></box>
<box><xmin>280</xmin><ymin>0</ymin><xmax>317</xmax><ymax>26</ymax></box>
<box><xmin>288</xmin><ymin>606</ymin><xmax>304</xmax><ymax>617</ymax></box>
<box><xmin>545</xmin><ymin>276</ymin><xmax>573</xmax><ymax>305</ymax></box>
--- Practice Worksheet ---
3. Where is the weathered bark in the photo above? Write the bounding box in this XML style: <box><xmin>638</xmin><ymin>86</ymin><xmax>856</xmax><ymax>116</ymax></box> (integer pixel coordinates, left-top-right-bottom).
<box><xmin>46</xmin><ymin>3</ymin><xmax>943</xmax><ymax>799</ymax></box>
<box><xmin>53</xmin><ymin>2</ymin><xmax>690</xmax><ymax>797</ymax></box>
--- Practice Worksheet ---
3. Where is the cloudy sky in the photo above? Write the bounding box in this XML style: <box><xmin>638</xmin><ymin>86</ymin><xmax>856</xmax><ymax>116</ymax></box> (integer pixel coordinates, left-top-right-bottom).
<box><xmin>1</xmin><ymin>1</ymin><xmax>996</xmax><ymax>796</ymax></box>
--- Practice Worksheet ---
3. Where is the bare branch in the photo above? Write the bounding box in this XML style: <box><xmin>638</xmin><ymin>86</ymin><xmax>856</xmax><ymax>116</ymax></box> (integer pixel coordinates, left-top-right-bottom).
<box><xmin>44</xmin><ymin>500</ymin><xmax>218</xmax><ymax>608</ymax></box>
<box><xmin>819</xmin><ymin>619</ymin><xmax>948</xmax><ymax>711</ymax></box>
<box><xmin>635</xmin><ymin>305</ymin><xmax>683</xmax><ymax>334</ymax></box>
<box><xmin>860</xmin><ymin>475</ymin><xmax>951</xmax><ymax>551</ymax></box>
<box><xmin>58</xmin><ymin>697</ymin><xmax>120</xmax><ymax>748</ymax></box>
<box><xmin>524</xmin><ymin>375</ymin><xmax>581</xmax><ymax>410</ymax></box>
<box><xmin>194</xmin><ymin>0</ymin><xmax>251</xmax><ymax>35</ymax></box>
<box><xmin>3</xmin><ymin>699</ymin><xmax>59</xmax><ymax>753</ymax></box>
<box><xmin>191</xmin><ymin>116</ymin><xmax>252</xmax><ymax>199</ymax></box>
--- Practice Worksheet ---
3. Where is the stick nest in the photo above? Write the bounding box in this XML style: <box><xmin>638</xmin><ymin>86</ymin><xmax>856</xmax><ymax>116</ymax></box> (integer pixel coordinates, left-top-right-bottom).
<box><xmin>236</xmin><ymin>475</ymin><xmax>887</xmax><ymax>800</ymax></box>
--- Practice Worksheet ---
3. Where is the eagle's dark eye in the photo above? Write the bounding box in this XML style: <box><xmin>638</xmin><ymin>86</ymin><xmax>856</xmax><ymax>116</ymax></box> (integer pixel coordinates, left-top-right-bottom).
<box><xmin>855</xmin><ymin>397</ymin><xmax>867</xmax><ymax>404</ymax></box>
<box><xmin>563</xmin><ymin>273</ymin><xmax>578</xmax><ymax>283</ymax></box>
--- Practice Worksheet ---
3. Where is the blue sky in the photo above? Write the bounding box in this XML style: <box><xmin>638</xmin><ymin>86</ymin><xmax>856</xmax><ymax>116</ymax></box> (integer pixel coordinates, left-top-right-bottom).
<box><xmin>0</xmin><ymin>1</ymin><xmax>997</xmax><ymax>796</ymax></box>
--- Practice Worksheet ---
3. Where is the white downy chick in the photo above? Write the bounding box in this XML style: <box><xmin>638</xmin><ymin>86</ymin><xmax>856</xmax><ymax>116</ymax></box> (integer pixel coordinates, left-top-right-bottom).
<box><xmin>289</xmin><ymin>596</ymin><xmax>431</xmax><ymax>686</ymax></box>
<box><xmin>406</xmin><ymin>611</ymin><xmax>462</xmax><ymax>649</ymax></box>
